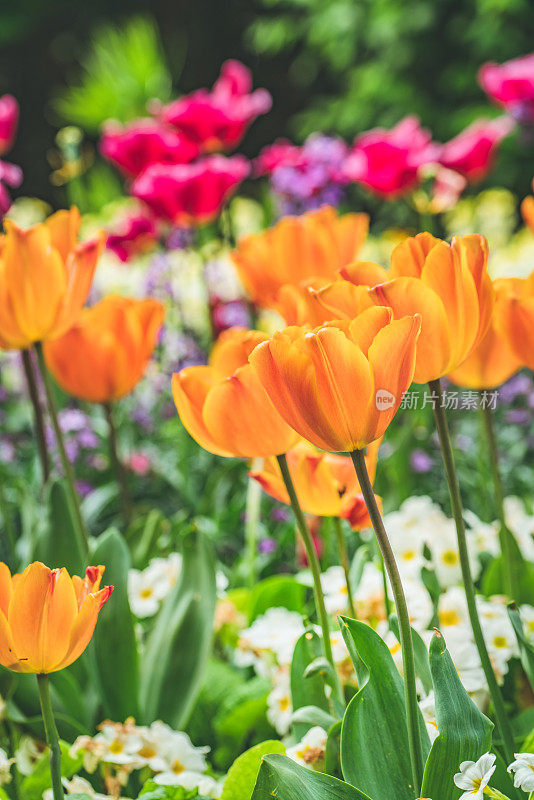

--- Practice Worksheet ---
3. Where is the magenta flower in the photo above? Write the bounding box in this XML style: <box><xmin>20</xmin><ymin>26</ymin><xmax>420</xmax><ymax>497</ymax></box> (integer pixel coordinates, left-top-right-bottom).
<box><xmin>157</xmin><ymin>60</ymin><xmax>272</xmax><ymax>152</ymax></box>
<box><xmin>479</xmin><ymin>53</ymin><xmax>534</xmax><ymax>123</ymax></box>
<box><xmin>100</xmin><ymin>119</ymin><xmax>199</xmax><ymax>180</ymax></box>
<box><xmin>106</xmin><ymin>213</ymin><xmax>159</xmax><ymax>262</ymax></box>
<box><xmin>343</xmin><ymin>115</ymin><xmax>441</xmax><ymax>198</ymax></box>
<box><xmin>0</xmin><ymin>95</ymin><xmax>18</xmax><ymax>156</ymax></box>
<box><xmin>439</xmin><ymin>117</ymin><xmax>514</xmax><ymax>182</ymax></box>
<box><xmin>131</xmin><ymin>154</ymin><xmax>250</xmax><ymax>226</ymax></box>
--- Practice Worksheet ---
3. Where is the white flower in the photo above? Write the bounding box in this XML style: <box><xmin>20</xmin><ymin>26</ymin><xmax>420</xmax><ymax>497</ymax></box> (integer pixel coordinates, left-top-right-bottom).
<box><xmin>237</xmin><ymin>607</ymin><xmax>305</xmax><ymax>669</ymax></box>
<box><xmin>519</xmin><ymin>605</ymin><xmax>534</xmax><ymax>643</ymax></box>
<box><xmin>454</xmin><ymin>753</ymin><xmax>496</xmax><ymax>799</ymax></box>
<box><xmin>321</xmin><ymin>566</ymin><xmax>350</xmax><ymax>616</ymax></box>
<box><xmin>419</xmin><ymin>692</ymin><xmax>439</xmax><ymax>744</ymax></box>
<box><xmin>0</xmin><ymin>748</ymin><xmax>13</xmax><ymax>786</ymax></box>
<box><xmin>155</xmin><ymin>769</ymin><xmax>221</xmax><ymax>797</ymax></box>
<box><xmin>128</xmin><ymin>553</ymin><xmax>183</xmax><ymax>618</ymax></box>
<box><xmin>438</xmin><ymin>586</ymin><xmax>469</xmax><ymax>628</ymax></box>
<box><xmin>44</xmin><ymin>775</ymin><xmax>120</xmax><ymax>799</ymax></box>
<box><xmin>507</xmin><ymin>752</ymin><xmax>534</xmax><ymax>792</ymax></box>
<box><xmin>446</xmin><ymin>631</ymin><xmax>488</xmax><ymax>695</ymax></box>
<box><xmin>216</xmin><ymin>571</ymin><xmax>229</xmax><ymax>597</ymax></box>
<box><xmin>430</xmin><ymin>521</ymin><xmax>481</xmax><ymax>588</ymax></box>
<box><xmin>504</xmin><ymin>497</ymin><xmax>534</xmax><ymax>560</ymax></box>
<box><xmin>266</xmin><ymin>670</ymin><xmax>292</xmax><ymax>735</ymax></box>
<box><xmin>15</xmin><ymin>736</ymin><xmax>45</xmax><ymax>775</ymax></box>
<box><xmin>151</xmin><ymin>724</ymin><xmax>209</xmax><ymax>778</ymax></box>
<box><xmin>464</xmin><ymin>510</ymin><xmax>500</xmax><ymax>556</ymax></box>
<box><xmin>287</xmin><ymin>727</ymin><xmax>327</xmax><ymax>768</ymax></box>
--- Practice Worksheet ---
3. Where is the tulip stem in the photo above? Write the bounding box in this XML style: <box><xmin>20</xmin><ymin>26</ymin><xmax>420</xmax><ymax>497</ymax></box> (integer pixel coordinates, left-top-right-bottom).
<box><xmin>21</xmin><ymin>349</ymin><xmax>50</xmax><ymax>484</ymax></box>
<box><xmin>479</xmin><ymin>400</ymin><xmax>516</xmax><ymax>600</ymax></box>
<box><xmin>277</xmin><ymin>454</ymin><xmax>344</xmax><ymax>707</ymax></box>
<box><xmin>103</xmin><ymin>402</ymin><xmax>132</xmax><ymax>529</ymax></box>
<box><xmin>350</xmin><ymin>448</ymin><xmax>423</xmax><ymax>797</ymax></box>
<box><xmin>34</xmin><ymin>342</ymin><xmax>89</xmax><ymax>551</ymax></box>
<box><xmin>429</xmin><ymin>378</ymin><xmax>515</xmax><ymax>765</ymax></box>
<box><xmin>36</xmin><ymin>674</ymin><xmax>64</xmax><ymax>800</ymax></box>
<box><xmin>333</xmin><ymin>517</ymin><xmax>357</xmax><ymax>618</ymax></box>
<box><xmin>245</xmin><ymin>458</ymin><xmax>263</xmax><ymax>589</ymax></box>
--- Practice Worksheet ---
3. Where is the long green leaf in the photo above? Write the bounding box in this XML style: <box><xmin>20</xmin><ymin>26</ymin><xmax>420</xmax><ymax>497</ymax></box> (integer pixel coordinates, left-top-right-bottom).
<box><xmin>91</xmin><ymin>528</ymin><xmax>140</xmax><ymax>720</ymax></box>
<box><xmin>140</xmin><ymin>529</ymin><xmax>216</xmax><ymax>727</ymax></box>
<box><xmin>508</xmin><ymin>604</ymin><xmax>534</xmax><ymax>691</ymax></box>
<box><xmin>339</xmin><ymin>617</ymin><xmax>430</xmax><ymax>800</ymax></box>
<box><xmin>389</xmin><ymin>614</ymin><xmax>433</xmax><ymax>696</ymax></box>
<box><xmin>482</xmin><ymin>527</ymin><xmax>534</xmax><ymax>605</ymax></box>
<box><xmin>221</xmin><ymin>740</ymin><xmax>285</xmax><ymax>800</ymax></box>
<box><xmin>248</xmin><ymin>575</ymin><xmax>306</xmax><ymax>622</ymax></box>
<box><xmin>35</xmin><ymin>479</ymin><xmax>86</xmax><ymax>573</ymax></box>
<box><xmin>420</xmin><ymin>632</ymin><xmax>493</xmax><ymax>800</ymax></box>
<box><xmin>252</xmin><ymin>753</ymin><xmax>374</xmax><ymax>800</ymax></box>
<box><xmin>290</xmin><ymin>629</ymin><xmax>330</xmax><ymax>739</ymax></box>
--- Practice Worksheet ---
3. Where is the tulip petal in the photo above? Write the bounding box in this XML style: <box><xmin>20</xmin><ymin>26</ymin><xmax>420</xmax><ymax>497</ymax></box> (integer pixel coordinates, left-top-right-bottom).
<box><xmin>364</xmin><ymin>314</ymin><xmax>421</xmax><ymax>444</ymax></box>
<box><xmin>313</xmin><ymin>280</ymin><xmax>373</xmax><ymax>320</ymax></box>
<box><xmin>53</xmin><ymin>235</ymin><xmax>104</xmax><ymax>336</ymax></box>
<box><xmin>54</xmin><ymin>586</ymin><xmax>113</xmax><ymax>672</ymax></box>
<box><xmin>202</xmin><ymin>364</ymin><xmax>298</xmax><ymax>458</ymax></box>
<box><xmin>0</xmin><ymin>563</ymin><xmax>11</xmax><ymax>617</ymax></box>
<box><xmin>390</xmin><ymin>232</ymin><xmax>440</xmax><ymax>278</ymax></box>
<box><xmin>0</xmin><ymin>608</ymin><xmax>21</xmax><ymax>672</ymax></box>
<box><xmin>172</xmin><ymin>368</ymin><xmax>234</xmax><ymax>457</ymax></box>
<box><xmin>44</xmin><ymin>208</ymin><xmax>82</xmax><ymax>263</ymax></box>
<box><xmin>340</xmin><ymin>260</ymin><xmax>388</xmax><ymax>286</ymax></box>
<box><xmin>346</xmin><ymin>306</ymin><xmax>392</xmax><ymax>356</ymax></box>
<box><xmin>368</xmin><ymin>277</ymin><xmax>451</xmax><ymax>383</ymax></box>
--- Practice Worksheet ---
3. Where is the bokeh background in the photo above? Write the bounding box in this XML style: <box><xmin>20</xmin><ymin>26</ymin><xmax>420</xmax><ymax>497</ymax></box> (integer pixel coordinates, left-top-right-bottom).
<box><xmin>3</xmin><ymin>0</ymin><xmax>534</xmax><ymax>210</ymax></box>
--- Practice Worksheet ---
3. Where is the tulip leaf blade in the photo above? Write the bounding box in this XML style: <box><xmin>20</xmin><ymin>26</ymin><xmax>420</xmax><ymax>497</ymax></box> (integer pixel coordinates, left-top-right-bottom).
<box><xmin>339</xmin><ymin>616</ymin><xmax>430</xmax><ymax>800</ymax></box>
<box><xmin>221</xmin><ymin>739</ymin><xmax>285</xmax><ymax>800</ymax></box>
<box><xmin>140</xmin><ymin>528</ymin><xmax>216</xmax><ymax>728</ymax></box>
<box><xmin>508</xmin><ymin>603</ymin><xmax>534</xmax><ymax>691</ymax></box>
<box><xmin>291</xmin><ymin>629</ymin><xmax>330</xmax><ymax>740</ymax></box>
<box><xmin>420</xmin><ymin>631</ymin><xmax>493</xmax><ymax>800</ymax></box>
<box><xmin>36</xmin><ymin>478</ymin><xmax>86</xmax><ymax>573</ymax></box>
<box><xmin>91</xmin><ymin>527</ymin><xmax>140</xmax><ymax>721</ymax></box>
<box><xmin>252</xmin><ymin>753</ymin><xmax>374</xmax><ymax>800</ymax></box>
<box><xmin>248</xmin><ymin>574</ymin><xmax>307</xmax><ymax>622</ymax></box>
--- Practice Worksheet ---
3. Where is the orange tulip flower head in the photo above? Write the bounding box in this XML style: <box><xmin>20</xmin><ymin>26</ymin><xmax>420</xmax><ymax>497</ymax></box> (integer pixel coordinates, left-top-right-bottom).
<box><xmin>494</xmin><ymin>271</ymin><xmax>534</xmax><ymax>370</ymax></box>
<box><xmin>44</xmin><ymin>295</ymin><xmax>165</xmax><ymax>403</ymax></box>
<box><xmin>0</xmin><ymin>562</ymin><xmax>113</xmax><ymax>674</ymax></box>
<box><xmin>0</xmin><ymin>208</ymin><xmax>104</xmax><ymax>350</ymax></box>
<box><xmin>250</xmin><ymin>307</ymin><xmax>421</xmax><ymax>453</ymax></box>
<box><xmin>172</xmin><ymin>326</ymin><xmax>300</xmax><ymax>458</ymax></box>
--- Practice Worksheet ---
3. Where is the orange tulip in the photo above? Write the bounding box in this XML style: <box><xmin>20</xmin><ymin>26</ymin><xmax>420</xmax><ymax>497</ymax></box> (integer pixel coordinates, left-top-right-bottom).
<box><xmin>251</xmin><ymin>438</ymin><xmax>380</xmax><ymax>528</ymax></box>
<box><xmin>172</xmin><ymin>326</ymin><xmax>300</xmax><ymax>458</ymax></box>
<box><xmin>231</xmin><ymin>205</ymin><xmax>368</xmax><ymax>310</ymax></box>
<box><xmin>0</xmin><ymin>208</ymin><xmax>104</xmax><ymax>350</ymax></box>
<box><xmin>448</xmin><ymin>278</ymin><xmax>522</xmax><ymax>388</ymax></box>
<box><xmin>494</xmin><ymin>272</ymin><xmax>534</xmax><ymax>370</ymax></box>
<box><xmin>249</xmin><ymin>307</ymin><xmax>421</xmax><ymax>453</ymax></box>
<box><xmin>316</xmin><ymin>233</ymin><xmax>494</xmax><ymax>384</ymax></box>
<box><xmin>44</xmin><ymin>295</ymin><xmax>165</xmax><ymax>403</ymax></box>
<box><xmin>521</xmin><ymin>178</ymin><xmax>534</xmax><ymax>235</ymax></box>
<box><xmin>0</xmin><ymin>562</ymin><xmax>113</xmax><ymax>674</ymax></box>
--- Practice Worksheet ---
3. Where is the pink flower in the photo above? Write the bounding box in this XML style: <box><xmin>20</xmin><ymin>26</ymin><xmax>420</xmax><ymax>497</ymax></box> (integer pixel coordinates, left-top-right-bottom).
<box><xmin>439</xmin><ymin>117</ymin><xmax>514</xmax><ymax>182</ymax></box>
<box><xmin>157</xmin><ymin>60</ymin><xmax>272</xmax><ymax>152</ymax></box>
<box><xmin>125</xmin><ymin>452</ymin><xmax>151</xmax><ymax>476</ymax></box>
<box><xmin>131</xmin><ymin>155</ymin><xmax>250</xmax><ymax>225</ymax></box>
<box><xmin>106</xmin><ymin>213</ymin><xmax>159</xmax><ymax>262</ymax></box>
<box><xmin>0</xmin><ymin>95</ymin><xmax>18</xmax><ymax>156</ymax></box>
<box><xmin>100</xmin><ymin>119</ymin><xmax>199</xmax><ymax>179</ymax></box>
<box><xmin>0</xmin><ymin>160</ymin><xmax>22</xmax><ymax>215</ymax></box>
<box><xmin>343</xmin><ymin>116</ymin><xmax>440</xmax><ymax>197</ymax></box>
<box><xmin>254</xmin><ymin>139</ymin><xmax>302</xmax><ymax>175</ymax></box>
<box><xmin>479</xmin><ymin>53</ymin><xmax>534</xmax><ymax>123</ymax></box>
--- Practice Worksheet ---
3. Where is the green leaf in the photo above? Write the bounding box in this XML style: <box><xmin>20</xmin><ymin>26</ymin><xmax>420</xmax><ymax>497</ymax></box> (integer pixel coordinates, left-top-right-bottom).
<box><xmin>248</xmin><ymin>575</ymin><xmax>306</xmax><ymax>622</ymax></box>
<box><xmin>20</xmin><ymin>740</ymin><xmax>83</xmax><ymax>800</ymax></box>
<box><xmin>482</xmin><ymin>527</ymin><xmax>534</xmax><ymax>605</ymax></box>
<box><xmin>508</xmin><ymin>604</ymin><xmax>534</xmax><ymax>690</ymax></box>
<box><xmin>221</xmin><ymin>740</ymin><xmax>285</xmax><ymax>800</ymax></box>
<box><xmin>35</xmin><ymin>479</ymin><xmax>86</xmax><ymax>573</ymax></box>
<box><xmin>420</xmin><ymin>632</ymin><xmax>493</xmax><ymax>800</ymax></box>
<box><xmin>213</xmin><ymin>678</ymin><xmax>273</xmax><ymax>769</ymax></box>
<box><xmin>292</xmin><ymin>705</ymin><xmax>337</xmax><ymax>731</ymax></box>
<box><xmin>339</xmin><ymin>617</ymin><xmax>430</xmax><ymax>800</ymax></box>
<box><xmin>140</xmin><ymin>529</ymin><xmax>216</xmax><ymax>728</ymax></box>
<box><xmin>389</xmin><ymin>614</ymin><xmax>433</xmax><ymax>695</ymax></box>
<box><xmin>291</xmin><ymin>629</ymin><xmax>330</xmax><ymax>739</ymax></box>
<box><xmin>91</xmin><ymin>528</ymin><xmax>140</xmax><ymax>720</ymax></box>
<box><xmin>252</xmin><ymin>753</ymin><xmax>374</xmax><ymax>800</ymax></box>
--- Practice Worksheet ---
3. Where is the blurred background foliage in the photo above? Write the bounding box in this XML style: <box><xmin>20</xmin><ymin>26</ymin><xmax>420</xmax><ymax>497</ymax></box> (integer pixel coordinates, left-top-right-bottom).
<box><xmin>1</xmin><ymin>0</ymin><xmax>534</xmax><ymax>205</ymax></box>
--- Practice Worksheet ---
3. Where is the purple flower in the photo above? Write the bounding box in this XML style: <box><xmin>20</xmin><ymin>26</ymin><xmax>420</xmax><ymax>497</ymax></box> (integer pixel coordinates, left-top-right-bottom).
<box><xmin>166</xmin><ymin>226</ymin><xmax>194</xmax><ymax>250</ymax></box>
<box><xmin>499</xmin><ymin>373</ymin><xmax>533</xmax><ymax>404</ymax></box>
<box><xmin>75</xmin><ymin>480</ymin><xmax>94</xmax><ymax>498</ymax></box>
<box><xmin>271</xmin><ymin>506</ymin><xmax>291</xmax><ymax>523</ymax></box>
<box><xmin>258</xmin><ymin>537</ymin><xmax>278</xmax><ymax>554</ymax></box>
<box><xmin>409</xmin><ymin>449</ymin><xmax>434</xmax><ymax>474</ymax></box>
<box><xmin>212</xmin><ymin>300</ymin><xmax>251</xmax><ymax>333</ymax></box>
<box><xmin>506</xmin><ymin>408</ymin><xmax>531</xmax><ymax>426</ymax></box>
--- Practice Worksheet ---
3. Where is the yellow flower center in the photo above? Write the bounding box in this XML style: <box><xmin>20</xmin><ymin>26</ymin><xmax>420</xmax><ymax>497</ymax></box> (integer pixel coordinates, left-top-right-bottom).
<box><xmin>109</xmin><ymin>739</ymin><xmax>124</xmax><ymax>754</ymax></box>
<box><xmin>402</xmin><ymin>550</ymin><xmax>416</xmax><ymax>561</ymax></box>
<box><xmin>442</xmin><ymin>550</ymin><xmax>459</xmax><ymax>566</ymax></box>
<box><xmin>140</xmin><ymin>588</ymin><xmax>153</xmax><ymax>599</ymax></box>
<box><xmin>439</xmin><ymin>610</ymin><xmax>461</xmax><ymax>626</ymax></box>
<box><xmin>138</xmin><ymin>745</ymin><xmax>157</xmax><ymax>759</ymax></box>
<box><xmin>279</xmin><ymin>697</ymin><xmax>290</xmax><ymax>712</ymax></box>
<box><xmin>172</xmin><ymin>760</ymin><xmax>185</xmax><ymax>774</ymax></box>
<box><xmin>493</xmin><ymin>636</ymin><xmax>508</xmax><ymax>649</ymax></box>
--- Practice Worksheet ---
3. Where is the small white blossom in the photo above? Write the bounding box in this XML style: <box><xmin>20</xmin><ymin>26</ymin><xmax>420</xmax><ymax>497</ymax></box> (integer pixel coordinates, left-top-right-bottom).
<box><xmin>507</xmin><ymin>752</ymin><xmax>534</xmax><ymax>792</ymax></box>
<box><xmin>266</xmin><ymin>669</ymin><xmax>292</xmax><ymax>735</ymax></box>
<box><xmin>287</xmin><ymin>727</ymin><xmax>327</xmax><ymax>768</ymax></box>
<box><xmin>454</xmin><ymin>753</ymin><xmax>496</xmax><ymax>799</ymax></box>
<box><xmin>0</xmin><ymin>748</ymin><xmax>13</xmax><ymax>786</ymax></box>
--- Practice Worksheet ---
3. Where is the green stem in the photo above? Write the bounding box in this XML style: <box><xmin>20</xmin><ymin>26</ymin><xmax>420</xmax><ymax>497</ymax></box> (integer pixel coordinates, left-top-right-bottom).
<box><xmin>479</xmin><ymin>399</ymin><xmax>515</xmax><ymax>600</ymax></box>
<box><xmin>245</xmin><ymin>458</ymin><xmax>263</xmax><ymax>590</ymax></box>
<box><xmin>36</xmin><ymin>674</ymin><xmax>64</xmax><ymax>800</ymax></box>
<box><xmin>21</xmin><ymin>349</ymin><xmax>50</xmax><ymax>484</ymax></box>
<box><xmin>276</xmin><ymin>454</ymin><xmax>344</xmax><ymax>706</ymax></box>
<box><xmin>350</xmin><ymin>448</ymin><xmax>423</xmax><ymax>797</ymax></box>
<box><xmin>34</xmin><ymin>342</ymin><xmax>89</xmax><ymax>551</ymax></box>
<box><xmin>0</xmin><ymin>472</ymin><xmax>16</xmax><ymax>565</ymax></box>
<box><xmin>429</xmin><ymin>378</ymin><xmax>515</xmax><ymax>764</ymax></box>
<box><xmin>103</xmin><ymin>402</ymin><xmax>132</xmax><ymax>529</ymax></box>
<box><xmin>333</xmin><ymin>517</ymin><xmax>357</xmax><ymax>618</ymax></box>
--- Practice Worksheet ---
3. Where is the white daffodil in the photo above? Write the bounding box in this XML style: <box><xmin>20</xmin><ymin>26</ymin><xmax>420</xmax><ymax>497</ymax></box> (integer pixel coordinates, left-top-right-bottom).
<box><xmin>508</xmin><ymin>752</ymin><xmax>534</xmax><ymax>791</ymax></box>
<box><xmin>287</xmin><ymin>726</ymin><xmax>328</xmax><ymax>769</ymax></box>
<box><xmin>454</xmin><ymin>753</ymin><xmax>496</xmax><ymax>799</ymax></box>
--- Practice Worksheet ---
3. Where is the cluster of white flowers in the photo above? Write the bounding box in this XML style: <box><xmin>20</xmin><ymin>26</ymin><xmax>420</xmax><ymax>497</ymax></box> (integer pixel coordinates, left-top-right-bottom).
<box><xmin>454</xmin><ymin>751</ymin><xmax>534</xmax><ymax>798</ymax></box>
<box><xmin>287</xmin><ymin>726</ymin><xmax>328</xmax><ymax>768</ymax></box>
<box><xmin>71</xmin><ymin>718</ymin><xmax>221</xmax><ymax>797</ymax></box>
